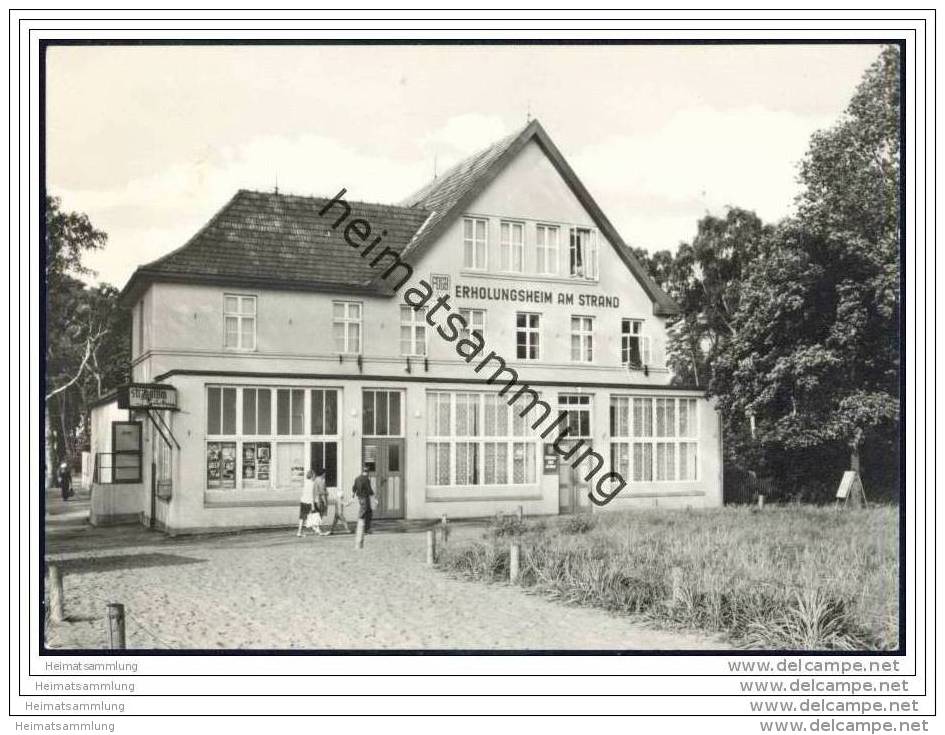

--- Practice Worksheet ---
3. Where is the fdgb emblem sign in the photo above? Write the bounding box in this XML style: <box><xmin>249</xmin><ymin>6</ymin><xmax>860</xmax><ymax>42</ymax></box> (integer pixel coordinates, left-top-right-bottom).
<box><xmin>117</xmin><ymin>383</ymin><xmax>179</xmax><ymax>411</ymax></box>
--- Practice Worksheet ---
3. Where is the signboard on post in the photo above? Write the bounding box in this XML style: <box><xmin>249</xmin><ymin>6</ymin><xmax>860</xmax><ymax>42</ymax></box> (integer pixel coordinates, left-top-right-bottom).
<box><xmin>543</xmin><ymin>444</ymin><xmax>559</xmax><ymax>474</ymax></box>
<box><xmin>836</xmin><ymin>470</ymin><xmax>866</xmax><ymax>508</ymax></box>
<box><xmin>117</xmin><ymin>383</ymin><xmax>178</xmax><ymax>411</ymax></box>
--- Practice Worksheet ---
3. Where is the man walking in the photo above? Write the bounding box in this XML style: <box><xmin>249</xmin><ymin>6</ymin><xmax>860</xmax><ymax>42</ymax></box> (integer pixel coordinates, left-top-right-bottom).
<box><xmin>352</xmin><ymin>464</ymin><xmax>375</xmax><ymax>534</ymax></box>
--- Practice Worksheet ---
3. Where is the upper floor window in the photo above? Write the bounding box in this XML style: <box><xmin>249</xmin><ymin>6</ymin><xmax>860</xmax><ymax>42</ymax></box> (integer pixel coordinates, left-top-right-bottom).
<box><xmin>333</xmin><ymin>301</ymin><xmax>362</xmax><ymax>354</ymax></box>
<box><xmin>536</xmin><ymin>224</ymin><xmax>559</xmax><ymax>276</ymax></box>
<box><xmin>458</xmin><ymin>308</ymin><xmax>486</xmax><ymax>341</ymax></box>
<box><xmin>571</xmin><ymin>316</ymin><xmax>594</xmax><ymax>362</ymax></box>
<box><xmin>569</xmin><ymin>228</ymin><xmax>598</xmax><ymax>280</ymax></box>
<box><xmin>463</xmin><ymin>217</ymin><xmax>487</xmax><ymax>270</ymax></box>
<box><xmin>224</xmin><ymin>294</ymin><xmax>256</xmax><ymax>350</ymax></box>
<box><xmin>621</xmin><ymin>319</ymin><xmax>651</xmax><ymax>367</ymax></box>
<box><xmin>516</xmin><ymin>312</ymin><xmax>540</xmax><ymax>360</ymax></box>
<box><xmin>500</xmin><ymin>221</ymin><xmax>525</xmax><ymax>273</ymax></box>
<box><xmin>135</xmin><ymin>300</ymin><xmax>145</xmax><ymax>356</ymax></box>
<box><xmin>400</xmin><ymin>306</ymin><xmax>427</xmax><ymax>357</ymax></box>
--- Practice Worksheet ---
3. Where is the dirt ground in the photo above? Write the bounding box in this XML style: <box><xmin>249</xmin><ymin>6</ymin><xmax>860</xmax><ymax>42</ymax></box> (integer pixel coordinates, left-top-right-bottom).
<box><xmin>43</xmin><ymin>489</ymin><xmax>725</xmax><ymax>651</ymax></box>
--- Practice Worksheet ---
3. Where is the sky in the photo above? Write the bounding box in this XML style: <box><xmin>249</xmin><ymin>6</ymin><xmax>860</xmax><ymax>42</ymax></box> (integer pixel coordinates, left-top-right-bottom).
<box><xmin>45</xmin><ymin>43</ymin><xmax>885</xmax><ymax>288</ymax></box>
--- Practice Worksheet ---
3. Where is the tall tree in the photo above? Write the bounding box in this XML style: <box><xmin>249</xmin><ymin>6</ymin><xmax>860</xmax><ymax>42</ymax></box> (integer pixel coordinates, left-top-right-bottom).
<box><xmin>634</xmin><ymin>208</ymin><xmax>771</xmax><ymax>387</ymax></box>
<box><xmin>711</xmin><ymin>47</ymin><xmax>900</xmax><ymax>489</ymax></box>
<box><xmin>44</xmin><ymin>196</ymin><xmax>115</xmax><ymax>479</ymax></box>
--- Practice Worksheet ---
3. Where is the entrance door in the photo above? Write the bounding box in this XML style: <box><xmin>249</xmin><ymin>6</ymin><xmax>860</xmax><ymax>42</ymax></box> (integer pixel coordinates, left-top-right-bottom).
<box><xmin>558</xmin><ymin>440</ymin><xmax>592</xmax><ymax>514</ymax></box>
<box><xmin>362</xmin><ymin>439</ymin><xmax>405</xmax><ymax>519</ymax></box>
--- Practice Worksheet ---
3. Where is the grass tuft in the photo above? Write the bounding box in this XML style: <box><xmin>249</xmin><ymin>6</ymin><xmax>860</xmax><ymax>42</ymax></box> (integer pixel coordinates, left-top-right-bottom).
<box><xmin>439</xmin><ymin>506</ymin><xmax>898</xmax><ymax>651</ymax></box>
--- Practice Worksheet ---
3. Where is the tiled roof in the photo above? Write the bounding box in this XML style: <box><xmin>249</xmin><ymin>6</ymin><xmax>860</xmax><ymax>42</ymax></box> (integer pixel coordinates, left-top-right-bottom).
<box><xmin>122</xmin><ymin>190</ymin><xmax>431</xmax><ymax>301</ymax></box>
<box><xmin>121</xmin><ymin>120</ymin><xmax>679</xmax><ymax>316</ymax></box>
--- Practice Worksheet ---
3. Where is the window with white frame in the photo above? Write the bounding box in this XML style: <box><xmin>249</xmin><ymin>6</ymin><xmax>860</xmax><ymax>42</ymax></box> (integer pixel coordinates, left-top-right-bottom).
<box><xmin>609</xmin><ymin>396</ymin><xmax>699</xmax><ymax>483</ymax></box>
<box><xmin>500</xmin><ymin>221</ymin><xmax>525</xmax><ymax>272</ymax></box>
<box><xmin>426</xmin><ymin>391</ymin><xmax>538</xmax><ymax>487</ymax></box>
<box><xmin>400</xmin><ymin>306</ymin><xmax>427</xmax><ymax>356</ymax></box>
<box><xmin>332</xmin><ymin>301</ymin><xmax>362</xmax><ymax>354</ymax></box>
<box><xmin>276</xmin><ymin>388</ymin><xmax>305</xmax><ymax>435</ymax></box>
<box><xmin>516</xmin><ymin>312</ymin><xmax>540</xmax><ymax>360</ymax></box>
<box><xmin>223</xmin><ymin>294</ymin><xmax>256</xmax><ymax>350</ymax></box>
<box><xmin>570</xmin><ymin>316</ymin><xmax>594</xmax><ymax>362</ymax></box>
<box><xmin>362</xmin><ymin>390</ymin><xmax>403</xmax><ymax>437</ymax></box>
<box><xmin>621</xmin><ymin>319</ymin><xmax>651</xmax><ymax>367</ymax></box>
<box><xmin>206</xmin><ymin>385</ymin><xmax>341</xmax><ymax>492</ymax></box>
<box><xmin>458</xmin><ymin>308</ymin><xmax>486</xmax><ymax>341</ymax></box>
<box><xmin>569</xmin><ymin>228</ymin><xmax>598</xmax><ymax>280</ymax></box>
<box><xmin>536</xmin><ymin>224</ymin><xmax>559</xmax><ymax>276</ymax></box>
<box><xmin>558</xmin><ymin>394</ymin><xmax>591</xmax><ymax>438</ymax></box>
<box><xmin>463</xmin><ymin>217</ymin><xmax>487</xmax><ymax>270</ymax></box>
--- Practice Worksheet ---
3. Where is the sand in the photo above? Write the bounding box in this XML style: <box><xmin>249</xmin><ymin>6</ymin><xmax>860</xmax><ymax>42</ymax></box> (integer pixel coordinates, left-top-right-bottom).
<box><xmin>44</xmin><ymin>523</ymin><xmax>724</xmax><ymax>651</ymax></box>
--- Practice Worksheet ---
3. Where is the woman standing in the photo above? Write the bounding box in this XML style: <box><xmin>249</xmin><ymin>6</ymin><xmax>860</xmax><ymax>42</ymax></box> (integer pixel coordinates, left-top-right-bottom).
<box><xmin>312</xmin><ymin>467</ymin><xmax>330</xmax><ymax>536</ymax></box>
<box><xmin>296</xmin><ymin>469</ymin><xmax>316</xmax><ymax>537</ymax></box>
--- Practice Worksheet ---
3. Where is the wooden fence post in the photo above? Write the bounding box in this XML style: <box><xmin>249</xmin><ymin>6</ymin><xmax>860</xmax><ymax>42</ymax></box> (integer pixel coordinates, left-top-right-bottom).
<box><xmin>106</xmin><ymin>603</ymin><xmax>126</xmax><ymax>650</ymax></box>
<box><xmin>355</xmin><ymin>519</ymin><xmax>365</xmax><ymax>549</ymax></box>
<box><xmin>440</xmin><ymin>514</ymin><xmax>449</xmax><ymax>544</ymax></box>
<box><xmin>510</xmin><ymin>543</ymin><xmax>521</xmax><ymax>584</ymax></box>
<box><xmin>516</xmin><ymin>505</ymin><xmax>524</xmax><ymax>522</ymax></box>
<box><xmin>48</xmin><ymin>564</ymin><xmax>64</xmax><ymax>624</ymax></box>
<box><xmin>669</xmin><ymin>567</ymin><xmax>683</xmax><ymax>608</ymax></box>
<box><xmin>757</xmin><ymin>494</ymin><xmax>765</xmax><ymax>510</ymax></box>
<box><xmin>426</xmin><ymin>530</ymin><xmax>436</xmax><ymax>565</ymax></box>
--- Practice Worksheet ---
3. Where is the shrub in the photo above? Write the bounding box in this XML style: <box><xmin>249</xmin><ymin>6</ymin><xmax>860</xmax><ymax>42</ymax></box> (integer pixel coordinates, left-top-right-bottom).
<box><xmin>487</xmin><ymin>515</ymin><xmax>530</xmax><ymax>538</ymax></box>
<box><xmin>559</xmin><ymin>514</ymin><xmax>596</xmax><ymax>535</ymax></box>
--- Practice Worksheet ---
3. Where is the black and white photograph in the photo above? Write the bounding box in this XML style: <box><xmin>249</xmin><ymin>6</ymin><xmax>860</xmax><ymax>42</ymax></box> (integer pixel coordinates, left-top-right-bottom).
<box><xmin>41</xmin><ymin>40</ymin><xmax>902</xmax><ymax>655</ymax></box>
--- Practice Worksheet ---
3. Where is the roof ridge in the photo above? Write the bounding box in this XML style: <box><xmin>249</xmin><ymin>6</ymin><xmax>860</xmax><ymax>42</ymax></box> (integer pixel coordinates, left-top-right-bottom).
<box><xmin>235</xmin><ymin>188</ymin><xmax>430</xmax><ymax>213</ymax></box>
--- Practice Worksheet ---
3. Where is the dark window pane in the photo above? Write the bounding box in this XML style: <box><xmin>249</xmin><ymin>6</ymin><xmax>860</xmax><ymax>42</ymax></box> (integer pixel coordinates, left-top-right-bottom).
<box><xmin>324</xmin><ymin>391</ymin><xmax>337</xmax><ymax>435</ymax></box>
<box><xmin>222</xmin><ymin>388</ymin><xmax>237</xmax><ymax>434</ymax></box>
<box><xmin>291</xmin><ymin>389</ymin><xmax>304</xmax><ymax>435</ymax></box>
<box><xmin>311</xmin><ymin>390</ymin><xmax>324</xmax><ymax>434</ymax></box>
<box><xmin>516</xmin><ymin>313</ymin><xmax>526</xmax><ymax>328</ymax></box>
<box><xmin>610</xmin><ymin>404</ymin><xmax>616</xmax><ymax>435</ymax></box>
<box><xmin>517</xmin><ymin>345</ymin><xmax>526</xmax><ymax>360</ymax></box>
<box><xmin>388</xmin><ymin>392</ymin><xmax>401</xmax><ymax>435</ymax></box>
<box><xmin>376</xmin><ymin>392</ymin><xmax>388</xmax><ymax>436</ymax></box>
<box><xmin>243</xmin><ymin>389</ymin><xmax>257</xmax><ymax>435</ymax></box>
<box><xmin>325</xmin><ymin>442</ymin><xmax>337</xmax><ymax>487</ymax></box>
<box><xmin>277</xmin><ymin>389</ymin><xmax>290</xmax><ymax>435</ymax></box>
<box><xmin>580</xmin><ymin>413</ymin><xmax>590</xmax><ymax>437</ymax></box>
<box><xmin>362</xmin><ymin>391</ymin><xmax>374</xmax><ymax>435</ymax></box>
<box><xmin>311</xmin><ymin>442</ymin><xmax>324</xmax><ymax>476</ymax></box>
<box><xmin>388</xmin><ymin>444</ymin><xmax>400</xmax><ymax>472</ymax></box>
<box><xmin>258</xmin><ymin>390</ymin><xmax>271</xmax><ymax>434</ymax></box>
<box><xmin>207</xmin><ymin>388</ymin><xmax>221</xmax><ymax>434</ymax></box>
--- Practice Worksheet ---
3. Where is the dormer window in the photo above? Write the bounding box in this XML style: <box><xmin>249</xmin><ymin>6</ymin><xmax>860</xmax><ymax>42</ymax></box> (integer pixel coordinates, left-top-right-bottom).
<box><xmin>569</xmin><ymin>227</ymin><xmax>598</xmax><ymax>280</ymax></box>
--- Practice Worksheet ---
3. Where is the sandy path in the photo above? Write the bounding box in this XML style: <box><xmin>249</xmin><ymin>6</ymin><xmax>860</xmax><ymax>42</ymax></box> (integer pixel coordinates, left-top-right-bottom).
<box><xmin>45</xmin><ymin>527</ymin><xmax>724</xmax><ymax>651</ymax></box>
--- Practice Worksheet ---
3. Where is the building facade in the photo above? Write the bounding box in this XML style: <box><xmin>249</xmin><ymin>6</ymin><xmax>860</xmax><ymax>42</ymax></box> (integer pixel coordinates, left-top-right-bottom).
<box><xmin>89</xmin><ymin>120</ymin><xmax>723</xmax><ymax>534</ymax></box>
